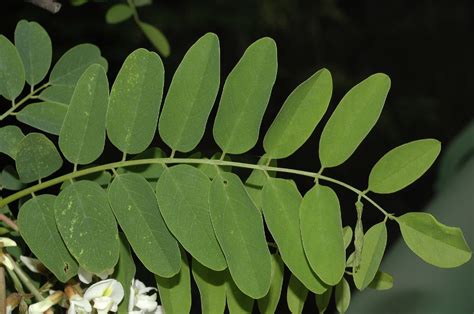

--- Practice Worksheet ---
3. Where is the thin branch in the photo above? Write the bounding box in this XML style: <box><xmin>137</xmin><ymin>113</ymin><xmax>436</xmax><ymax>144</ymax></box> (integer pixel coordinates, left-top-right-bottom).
<box><xmin>0</xmin><ymin>214</ymin><xmax>18</xmax><ymax>232</ymax></box>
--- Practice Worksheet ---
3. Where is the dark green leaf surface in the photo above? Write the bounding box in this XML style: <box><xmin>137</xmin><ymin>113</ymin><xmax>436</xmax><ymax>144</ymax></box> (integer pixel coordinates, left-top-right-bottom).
<box><xmin>0</xmin><ymin>166</ymin><xmax>25</xmax><ymax>191</ymax></box>
<box><xmin>198</xmin><ymin>152</ymin><xmax>232</xmax><ymax>179</ymax></box>
<box><xmin>264</xmin><ymin>68</ymin><xmax>332</xmax><ymax>159</ymax></box>
<box><xmin>258</xmin><ymin>254</ymin><xmax>284</xmax><ymax>314</ymax></box>
<box><xmin>262</xmin><ymin>178</ymin><xmax>327</xmax><ymax>293</ymax></box>
<box><xmin>18</xmin><ymin>194</ymin><xmax>78</xmax><ymax>282</ymax></box>
<box><xmin>39</xmin><ymin>85</ymin><xmax>75</xmax><ymax>105</ymax></box>
<box><xmin>114</xmin><ymin>233</ymin><xmax>136</xmax><ymax>313</ymax></box>
<box><xmin>300</xmin><ymin>185</ymin><xmax>345</xmax><ymax>285</ymax></box>
<box><xmin>368</xmin><ymin>139</ymin><xmax>441</xmax><ymax>193</ymax></box>
<box><xmin>105</xmin><ymin>4</ymin><xmax>133</xmax><ymax>24</ymax></box>
<box><xmin>0</xmin><ymin>35</ymin><xmax>25</xmax><ymax>100</ymax></box>
<box><xmin>107</xmin><ymin>48</ymin><xmax>164</xmax><ymax>154</ymax></box>
<box><xmin>156</xmin><ymin>165</ymin><xmax>226</xmax><ymax>271</ymax></box>
<box><xmin>118</xmin><ymin>147</ymin><xmax>166</xmax><ymax>179</ymax></box>
<box><xmin>139</xmin><ymin>22</ymin><xmax>170</xmax><ymax>57</ymax></box>
<box><xmin>14</xmin><ymin>20</ymin><xmax>52</xmax><ymax>86</ymax></box>
<box><xmin>61</xmin><ymin>169</ymin><xmax>111</xmax><ymax>190</ymax></box>
<box><xmin>213</xmin><ymin>37</ymin><xmax>277</xmax><ymax>154</ymax></box>
<box><xmin>209</xmin><ymin>172</ymin><xmax>272</xmax><ymax>298</ymax></box>
<box><xmin>397</xmin><ymin>212</ymin><xmax>471</xmax><ymax>268</ymax></box>
<box><xmin>108</xmin><ymin>173</ymin><xmax>181</xmax><ymax>277</ymax></box>
<box><xmin>16</xmin><ymin>102</ymin><xmax>67</xmax><ymax>135</ymax></box>
<box><xmin>245</xmin><ymin>156</ymin><xmax>276</xmax><ymax>210</ymax></box>
<box><xmin>159</xmin><ymin>33</ymin><xmax>220</xmax><ymax>152</ymax></box>
<box><xmin>59</xmin><ymin>64</ymin><xmax>109</xmax><ymax>164</ymax></box>
<box><xmin>15</xmin><ymin>133</ymin><xmax>63</xmax><ymax>183</ymax></box>
<box><xmin>54</xmin><ymin>180</ymin><xmax>119</xmax><ymax>273</ymax></box>
<box><xmin>192</xmin><ymin>259</ymin><xmax>227</xmax><ymax>314</ymax></box>
<box><xmin>319</xmin><ymin>73</ymin><xmax>390</xmax><ymax>168</ymax></box>
<box><xmin>353</xmin><ymin>222</ymin><xmax>387</xmax><ymax>290</ymax></box>
<box><xmin>155</xmin><ymin>249</ymin><xmax>191</xmax><ymax>314</ymax></box>
<box><xmin>286</xmin><ymin>274</ymin><xmax>308</xmax><ymax>314</ymax></box>
<box><xmin>226</xmin><ymin>274</ymin><xmax>254</xmax><ymax>314</ymax></box>
<box><xmin>0</xmin><ymin>125</ymin><xmax>25</xmax><ymax>159</ymax></box>
<box><xmin>49</xmin><ymin>44</ymin><xmax>107</xmax><ymax>86</ymax></box>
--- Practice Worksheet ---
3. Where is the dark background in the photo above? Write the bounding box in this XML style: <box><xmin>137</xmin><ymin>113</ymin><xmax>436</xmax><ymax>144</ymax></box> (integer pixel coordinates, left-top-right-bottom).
<box><xmin>2</xmin><ymin>0</ymin><xmax>473</xmax><ymax>312</ymax></box>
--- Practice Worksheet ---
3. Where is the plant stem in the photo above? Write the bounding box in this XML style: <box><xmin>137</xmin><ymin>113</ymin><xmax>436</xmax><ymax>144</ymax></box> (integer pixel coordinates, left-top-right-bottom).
<box><xmin>4</xmin><ymin>255</ymin><xmax>44</xmax><ymax>301</ymax></box>
<box><xmin>0</xmin><ymin>158</ymin><xmax>393</xmax><ymax>218</ymax></box>
<box><xmin>0</xmin><ymin>83</ymin><xmax>50</xmax><ymax>121</ymax></box>
<box><xmin>0</xmin><ymin>214</ymin><xmax>18</xmax><ymax>232</ymax></box>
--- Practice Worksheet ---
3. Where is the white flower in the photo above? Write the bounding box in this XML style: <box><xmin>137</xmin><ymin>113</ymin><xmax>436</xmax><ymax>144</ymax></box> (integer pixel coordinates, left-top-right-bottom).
<box><xmin>0</xmin><ymin>237</ymin><xmax>17</xmax><ymax>247</ymax></box>
<box><xmin>78</xmin><ymin>267</ymin><xmax>114</xmax><ymax>284</ymax></box>
<box><xmin>84</xmin><ymin>279</ymin><xmax>124</xmax><ymax>313</ymax></box>
<box><xmin>20</xmin><ymin>256</ymin><xmax>48</xmax><ymax>275</ymax></box>
<box><xmin>128</xmin><ymin>279</ymin><xmax>159</xmax><ymax>313</ymax></box>
<box><xmin>28</xmin><ymin>291</ymin><xmax>63</xmax><ymax>314</ymax></box>
<box><xmin>67</xmin><ymin>295</ymin><xmax>92</xmax><ymax>314</ymax></box>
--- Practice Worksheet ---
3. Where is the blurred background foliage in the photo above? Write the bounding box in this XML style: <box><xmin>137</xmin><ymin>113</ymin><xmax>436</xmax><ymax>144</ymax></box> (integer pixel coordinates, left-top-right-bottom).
<box><xmin>1</xmin><ymin>0</ymin><xmax>473</xmax><ymax>311</ymax></box>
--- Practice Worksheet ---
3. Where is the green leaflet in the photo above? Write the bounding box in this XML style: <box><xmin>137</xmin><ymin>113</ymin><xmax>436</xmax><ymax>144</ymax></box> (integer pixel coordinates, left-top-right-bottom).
<box><xmin>59</xmin><ymin>64</ymin><xmax>109</xmax><ymax>164</ymax></box>
<box><xmin>316</xmin><ymin>286</ymin><xmax>333</xmax><ymax>314</ymax></box>
<box><xmin>49</xmin><ymin>44</ymin><xmax>108</xmax><ymax>87</ymax></box>
<box><xmin>368</xmin><ymin>271</ymin><xmax>393</xmax><ymax>290</ymax></box>
<box><xmin>353</xmin><ymin>221</ymin><xmax>387</xmax><ymax>290</ymax></box>
<box><xmin>61</xmin><ymin>169</ymin><xmax>111</xmax><ymax>190</ymax></box>
<box><xmin>159</xmin><ymin>33</ymin><xmax>220</xmax><ymax>153</ymax></box>
<box><xmin>245</xmin><ymin>156</ymin><xmax>276</xmax><ymax>210</ymax></box>
<box><xmin>286</xmin><ymin>274</ymin><xmax>308</xmax><ymax>314</ymax></box>
<box><xmin>213</xmin><ymin>37</ymin><xmax>277</xmax><ymax>154</ymax></box>
<box><xmin>107</xmin><ymin>48</ymin><xmax>164</xmax><ymax>154</ymax></box>
<box><xmin>300</xmin><ymin>184</ymin><xmax>345</xmax><ymax>286</ymax></box>
<box><xmin>14</xmin><ymin>20</ymin><xmax>52</xmax><ymax>86</ymax></box>
<box><xmin>155</xmin><ymin>249</ymin><xmax>191</xmax><ymax>314</ymax></box>
<box><xmin>226</xmin><ymin>274</ymin><xmax>254</xmax><ymax>314</ymax></box>
<box><xmin>18</xmin><ymin>195</ymin><xmax>78</xmax><ymax>282</ymax></box>
<box><xmin>54</xmin><ymin>180</ymin><xmax>119</xmax><ymax>274</ymax></box>
<box><xmin>0</xmin><ymin>35</ymin><xmax>25</xmax><ymax>100</ymax></box>
<box><xmin>191</xmin><ymin>259</ymin><xmax>227</xmax><ymax>314</ymax></box>
<box><xmin>257</xmin><ymin>254</ymin><xmax>284</xmax><ymax>314</ymax></box>
<box><xmin>15</xmin><ymin>133</ymin><xmax>63</xmax><ymax>183</ymax></box>
<box><xmin>118</xmin><ymin>147</ymin><xmax>166</xmax><ymax>179</ymax></box>
<box><xmin>264</xmin><ymin>68</ymin><xmax>332</xmax><ymax>159</ymax></box>
<box><xmin>343</xmin><ymin>226</ymin><xmax>353</xmax><ymax>250</ymax></box>
<box><xmin>262</xmin><ymin>178</ymin><xmax>327</xmax><ymax>293</ymax></box>
<box><xmin>0</xmin><ymin>125</ymin><xmax>25</xmax><ymax>159</ymax></box>
<box><xmin>16</xmin><ymin>102</ymin><xmax>67</xmax><ymax>135</ymax></box>
<box><xmin>368</xmin><ymin>139</ymin><xmax>441</xmax><ymax>194</ymax></box>
<box><xmin>114</xmin><ymin>233</ymin><xmax>136</xmax><ymax>313</ymax></box>
<box><xmin>335</xmin><ymin>277</ymin><xmax>351</xmax><ymax>314</ymax></box>
<box><xmin>39</xmin><ymin>85</ymin><xmax>75</xmax><ymax>105</ymax></box>
<box><xmin>0</xmin><ymin>166</ymin><xmax>25</xmax><ymax>191</ymax></box>
<box><xmin>138</xmin><ymin>22</ymin><xmax>170</xmax><ymax>57</ymax></box>
<box><xmin>397</xmin><ymin>212</ymin><xmax>471</xmax><ymax>268</ymax></box>
<box><xmin>209</xmin><ymin>172</ymin><xmax>272</xmax><ymax>299</ymax></box>
<box><xmin>108</xmin><ymin>173</ymin><xmax>181</xmax><ymax>277</ymax></box>
<box><xmin>156</xmin><ymin>165</ymin><xmax>226</xmax><ymax>271</ymax></box>
<box><xmin>105</xmin><ymin>4</ymin><xmax>133</xmax><ymax>24</ymax></box>
<box><xmin>319</xmin><ymin>73</ymin><xmax>391</xmax><ymax>168</ymax></box>
<box><xmin>198</xmin><ymin>152</ymin><xmax>232</xmax><ymax>179</ymax></box>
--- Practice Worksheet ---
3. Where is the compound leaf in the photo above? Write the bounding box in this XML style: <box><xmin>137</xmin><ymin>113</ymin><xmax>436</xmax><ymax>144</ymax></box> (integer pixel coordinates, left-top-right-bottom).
<box><xmin>59</xmin><ymin>64</ymin><xmax>109</xmax><ymax>164</ymax></box>
<box><xmin>213</xmin><ymin>37</ymin><xmax>277</xmax><ymax>154</ymax></box>
<box><xmin>118</xmin><ymin>147</ymin><xmax>166</xmax><ymax>179</ymax></box>
<box><xmin>0</xmin><ymin>35</ymin><xmax>25</xmax><ymax>100</ymax></box>
<box><xmin>15</xmin><ymin>133</ymin><xmax>63</xmax><ymax>183</ymax></box>
<box><xmin>319</xmin><ymin>73</ymin><xmax>390</xmax><ymax>168</ymax></box>
<box><xmin>353</xmin><ymin>222</ymin><xmax>387</xmax><ymax>290</ymax></box>
<box><xmin>300</xmin><ymin>185</ymin><xmax>345</xmax><ymax>285</ymax></box>
<box><xmin>155</xmin><ymin>249</ymin><xmax>191</xmax><ymax>314</ymax></box>
<box><xmin>54</xmin><ymin>180</ymin><xmax>119</xmax><ymax>274</ymax></box>
<box><xmin>14</xmin><ymin>20</ymin><xmax>52</xmax><ymax>86</ymax></box>
<box><xmin>397</xmin><ymin>212</ymin><xmax>471</xmax><ymax>268</ymax></box>
<box><xmin>0</xmin><ymin>125</ymin><xmax>25</xmax><ymax>159</ymax></box>
<box><xmin>108</xmin><ymin>173</ymin><xmax>181</xmax><ymax>277</ymax></box>
<box><xmin>192</xmin><ymin>259</ymin><xmax>227</xmax><ymax>314</ymax></box>
<box><xmin>156</xmin><ymin>164</ymin><xmax>226</xmax><ymax>271</ymax></box>
<box><xmin>264</xmin><ymin>68</ymin><xmax>332</xmax><ymax>159</ymax></box>
<box><xmin>245</xmin><ymin>156</ymin><xmax>276</xmax><ymax>210</ymax></box>
<box><xmin>209</xmin><ymin>172</ymin><xmax>272</xmax><ymax>299</ymax></box>
<box><xmin>159</xmin><ymin>33</ymin><xmax>220</xmax><ymax>153</ymax></box>
<box><xmin>18</xmin><ymin>194</ymin><xmax>78</xmax><ymax>282</ymax></box>
<box><xmin>286</xmin><ymin>274</ymin><xmax>308</xmax><ymax>314</ymax></box>
<box><xmin>258</xmin><ymin>254</ymin><xmax>284</xmax><ymax>314</ymax></box>
<box><xmin>16</xmin><ymin>102</ymin><xmax>67</xmax><ymax>135</ymax></box>
<box><xmin>368</xmin><ymin>139</ymin><xmax>441</xmax><ymax>193</ymax></box>
<box><xmin>105</xmin><ymin>4</ymin><xmax>133</xmax><ymax>24</ymax></box>
<box><xmin>107</xmin><ymin>48</ymin><xmax>164</xmax><ymax>154</ymax></box>
<box><xmin>262</xmin><ymin>178</ymin><xmax>327</xmax><ymax>293</ymax></box>
<box><xmin>49</xmin><ymin>44</ymin><xmax>107</xmax><ymax>87</ymax></box>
